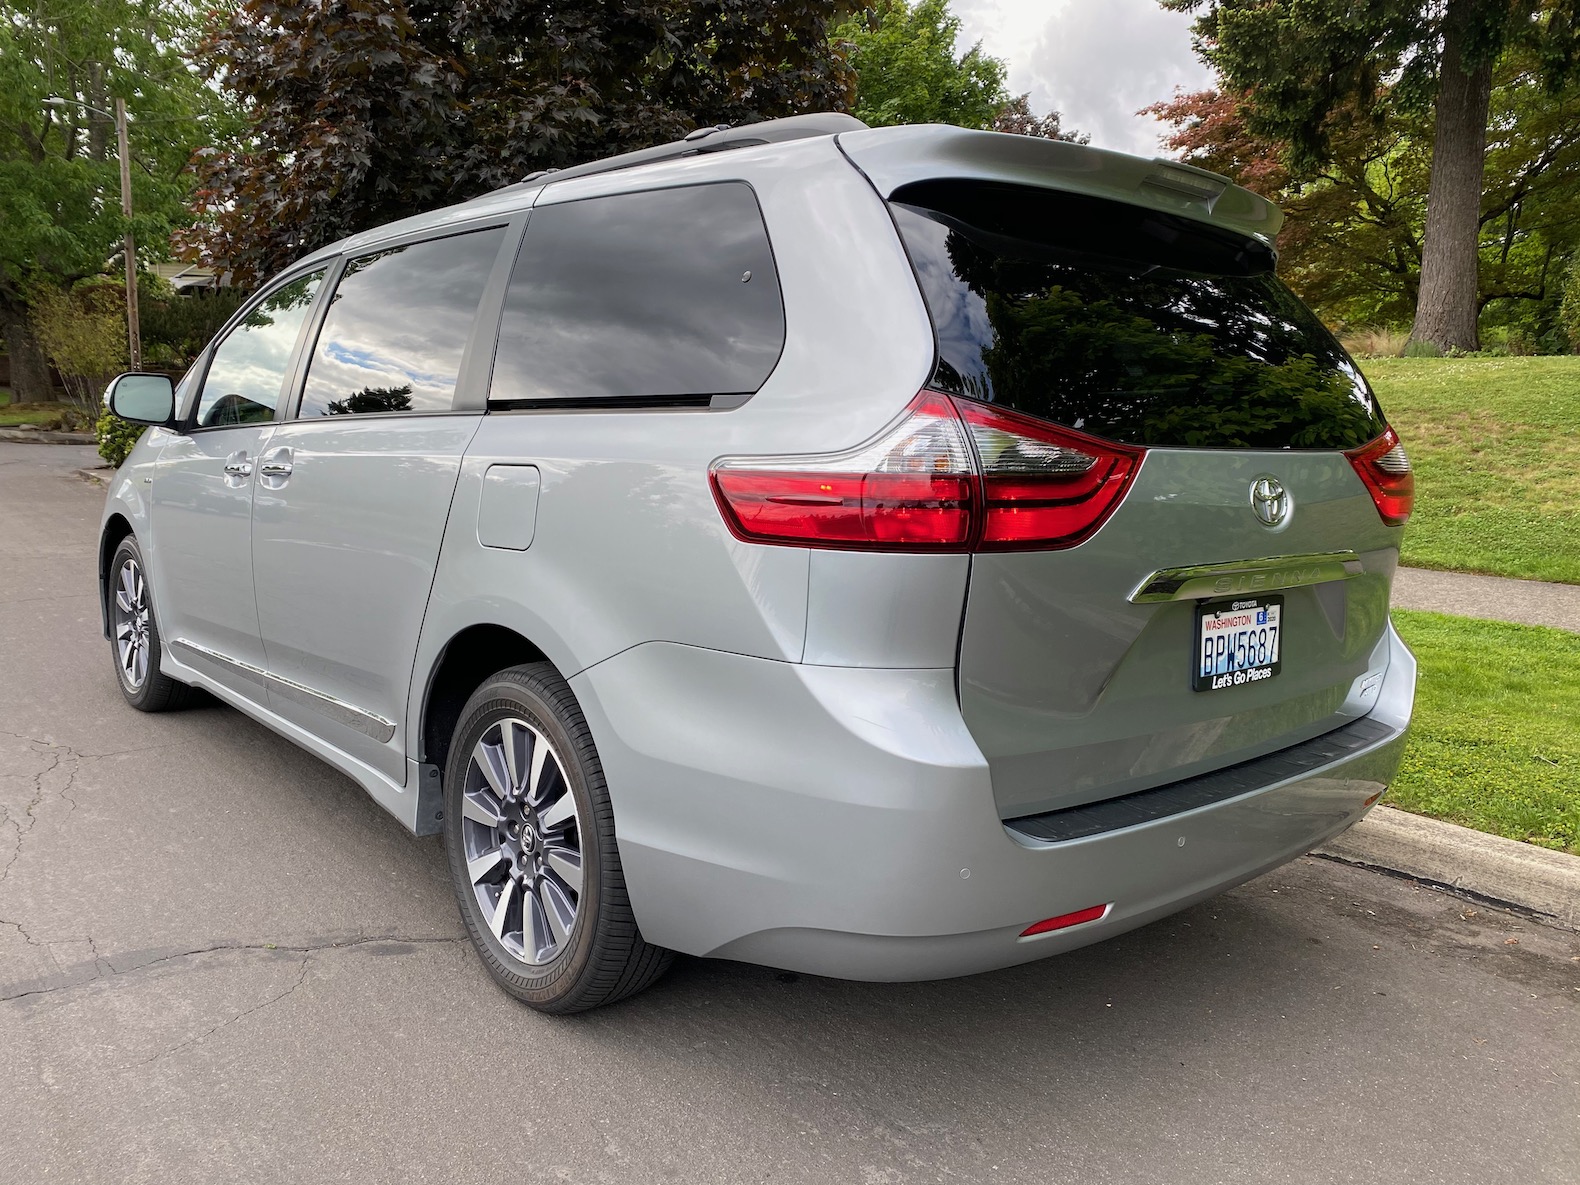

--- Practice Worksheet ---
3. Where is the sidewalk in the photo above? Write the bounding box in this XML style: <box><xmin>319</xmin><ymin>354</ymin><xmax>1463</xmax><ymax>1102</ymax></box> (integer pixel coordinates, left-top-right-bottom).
<box><xmin>1392</xmin><ymin>566</ymin><xmax>1580</xmax><ymax>633</ymax></box>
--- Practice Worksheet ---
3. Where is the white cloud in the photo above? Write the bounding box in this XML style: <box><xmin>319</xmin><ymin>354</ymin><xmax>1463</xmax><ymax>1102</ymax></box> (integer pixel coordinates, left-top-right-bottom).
<box><xmin>951</xmin><ymin>0</ymin><xmax>1214</xmax><ymax>158</ymax></box>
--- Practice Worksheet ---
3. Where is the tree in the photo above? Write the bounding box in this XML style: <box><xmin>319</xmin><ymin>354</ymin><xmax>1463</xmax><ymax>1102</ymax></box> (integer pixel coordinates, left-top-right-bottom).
<box><xmin>0</xmin><ymin>0</ymin><xmax>221</xmax><ymax>400</ymax></box>
<box><xmin>1162</xmin><ymin>0</ymin><xmax>1580</xmax><ymax>352</ymax></box>
<box><xmin>1148</xmin><ymin>62</ymin><xmax>1580</xmax><ymax>345</ymax></box>
<box><xmin>992</xmin><ymin>94</ymin><xmax>1088</xmax><ymax>142</ymax></box>
<box><xmin>31</xmin><ymin>279</ymin><xmax>126</xmax><ymax>422</ymax></box>
<box><xmin>836</xmin><ymin>0</ymin><xmax>1007</xmax><ymax>128</ymax></box>
<box><xmin>189</xmin><ymin>0</ymin><xmax>857</xmax><ymax>287</ymax></box>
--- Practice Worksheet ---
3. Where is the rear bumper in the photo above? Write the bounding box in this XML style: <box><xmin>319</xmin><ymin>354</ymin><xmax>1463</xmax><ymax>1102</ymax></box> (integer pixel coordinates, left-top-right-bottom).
<box><xmin>572</xmin><ymin>623</ymin><xmax>1415</xmax><ymax>982</ymax></box>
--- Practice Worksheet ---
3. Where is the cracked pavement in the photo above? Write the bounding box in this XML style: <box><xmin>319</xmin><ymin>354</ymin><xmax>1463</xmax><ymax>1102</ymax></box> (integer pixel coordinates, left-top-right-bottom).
<box><xmin>2</xmin><ymin>441</ymin><xmax>1578</xmax><ymax>1185</ymax></box>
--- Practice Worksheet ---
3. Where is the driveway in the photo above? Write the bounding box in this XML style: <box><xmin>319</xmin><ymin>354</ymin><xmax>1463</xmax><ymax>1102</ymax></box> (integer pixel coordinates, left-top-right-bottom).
<box><xmin>2</xmin><ymin>441</ymin><xmax>1577</xmax><ymax>1185</ymax></box>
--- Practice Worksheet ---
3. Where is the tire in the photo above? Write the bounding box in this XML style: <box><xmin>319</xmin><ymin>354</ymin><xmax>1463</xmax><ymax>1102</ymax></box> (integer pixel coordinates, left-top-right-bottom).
<box><xmin>443</xmin><ymin>663</ymin><xmax>673</xmax><ymax>1013</ymax></box>
<box><xmin>108</xmin><ymin>537</ymin><xmax>197</xmax><ymax>713</ymax></box>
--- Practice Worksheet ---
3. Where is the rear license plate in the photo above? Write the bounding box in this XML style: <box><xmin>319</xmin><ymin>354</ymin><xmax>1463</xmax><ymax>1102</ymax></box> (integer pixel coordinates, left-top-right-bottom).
<box><xmin>1194</xmin><ymin>595</ymin><xmax>1283</xmax><ymax>691</ymax></box>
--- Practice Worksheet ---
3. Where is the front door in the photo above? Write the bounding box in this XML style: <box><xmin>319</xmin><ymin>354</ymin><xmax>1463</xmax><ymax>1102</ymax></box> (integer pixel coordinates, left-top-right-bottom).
<box><xmin>151</xmin><ymin>268</ymin><xmax>327</xmax><ymax>698</ymax></box>
<box><xmin>249</xmin><ymin>228</ymin><xmax>506</xmax><ymax>781</ymax></box>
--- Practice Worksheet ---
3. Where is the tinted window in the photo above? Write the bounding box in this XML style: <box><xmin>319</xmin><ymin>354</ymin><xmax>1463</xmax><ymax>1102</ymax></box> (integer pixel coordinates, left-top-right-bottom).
<box><xmin>195</xmin><ymin>270</ymin><xmax>323</xmax><ymax>428</ymax></box>
<box><xmin>490</xmin><ymin>183</ymin><xmax>784</xmax><ymax>405</ymax></box>
<box><xmin>298</xmin><ymin>228</ymin><xmax>505</xmax><ymax>418</ymax></box>
<box><xmin>891</xmin><ymin>181</ymin><xmax>1385</xmax><ymax>450</ymax></box>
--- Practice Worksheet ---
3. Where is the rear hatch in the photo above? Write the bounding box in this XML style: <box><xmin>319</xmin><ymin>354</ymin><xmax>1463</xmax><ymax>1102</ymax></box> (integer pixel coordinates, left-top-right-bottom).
<box><xmin>876</xmin><ymin>163</ymin><xmax>1409</xmax><ymax>821</ymax></box>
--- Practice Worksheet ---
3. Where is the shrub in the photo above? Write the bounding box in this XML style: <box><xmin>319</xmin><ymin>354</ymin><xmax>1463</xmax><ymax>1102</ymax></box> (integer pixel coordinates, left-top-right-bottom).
<box><xmin>30</xmin><ymin>280</ymin><xmax>127</xmax><ymax>419</ymax></box>
<box><xmin>1339</xmin><ymin>326</ymin><xmax>1410</xmax><ymax>358</ymax></box>
<box><xmin>96</xmin><ymin>408</ymin><xmax>146</xmax><ymax>467</ymax></box>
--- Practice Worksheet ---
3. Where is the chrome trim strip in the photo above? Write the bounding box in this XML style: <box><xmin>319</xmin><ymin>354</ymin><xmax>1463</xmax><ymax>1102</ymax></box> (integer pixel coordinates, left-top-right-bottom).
<box><xmin>171</xmin><ymin>636</ymin><xmax>266</xmax><ymax>685</ymax></box>
<box><xmin>170</xmin><ymin>637</ymin><xmax>397</xmax><ymax>743</ymax></box>
<box><xmin>1128</xmin><ymin>552</ymin><xmax>1364</xmax><ymax>604</ymax></box>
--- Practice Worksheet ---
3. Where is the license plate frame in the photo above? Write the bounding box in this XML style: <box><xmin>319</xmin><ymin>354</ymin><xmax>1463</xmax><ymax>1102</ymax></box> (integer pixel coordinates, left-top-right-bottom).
<box><xmin>1193</xmin><ymin>594</ymin><xmax>1284</xmax><ymax>692</ymax></box>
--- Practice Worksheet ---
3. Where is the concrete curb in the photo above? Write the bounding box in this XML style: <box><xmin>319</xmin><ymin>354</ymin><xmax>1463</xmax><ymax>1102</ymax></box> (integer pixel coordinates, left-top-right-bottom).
<box><xmin>1318</xmin><ymin>806</ymin><xmax>1580</xmax><ymax>930</ymax></box>
<box><xmin>76</xmin><ymin>467</ymin><xmax>110</xmax><ymax>486</ymax></box>
<box><xmin>0</xmin><ymin>428</ymin><xmax>97</xmax><ymax>445</ymax></box>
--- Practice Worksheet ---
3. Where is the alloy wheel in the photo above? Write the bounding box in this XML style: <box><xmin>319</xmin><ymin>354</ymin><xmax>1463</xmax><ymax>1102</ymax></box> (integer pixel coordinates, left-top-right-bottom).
<box><xmin>459</xmin><ymin>717</ymin><xmax>585</xmax><ymax>965</ymax></box>
<box><xmin>113</xmin><ymin>557</ymin><xmax>151</xmax><ymax>689</ymax></box>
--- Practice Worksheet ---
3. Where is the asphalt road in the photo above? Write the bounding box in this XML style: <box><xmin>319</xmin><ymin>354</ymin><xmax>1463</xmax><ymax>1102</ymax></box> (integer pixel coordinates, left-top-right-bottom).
<box><xmin>2</xmin><ymin>440</ymin><xmax>1578</xmax><ymax>1185</ymax></box>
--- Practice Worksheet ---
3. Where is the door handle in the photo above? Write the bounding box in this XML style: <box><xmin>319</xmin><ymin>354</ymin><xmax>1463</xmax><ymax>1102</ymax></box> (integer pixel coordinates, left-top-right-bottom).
<box><xmin>258</xmin><ymin>446</ymin><xmax>294</xmax><ymax>488</ymax></box>
<box><xmin>223</xmin><ymin>451</ymin><xmax>253</xmax><ymax>484</ymax></box>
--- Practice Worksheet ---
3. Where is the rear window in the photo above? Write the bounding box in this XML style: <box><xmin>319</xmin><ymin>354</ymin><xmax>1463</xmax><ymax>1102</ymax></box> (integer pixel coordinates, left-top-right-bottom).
<box><xmin>490</xmin><ymin>182</ymin><xmax>784</xmax><ymax>406</ymax></box>
<box><xmin>889</xmin><ymin>180</ymin><xmax>1384</xmax><ymax>450</ymax></box>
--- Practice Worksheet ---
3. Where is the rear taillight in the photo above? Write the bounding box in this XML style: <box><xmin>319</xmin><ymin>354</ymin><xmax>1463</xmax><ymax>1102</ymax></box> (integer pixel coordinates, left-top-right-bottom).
<box><xmin>954</xmin><ymin>399</ymin><xmax>1143</xmax><ymax>550</ymax></box>
<box><xmin>710</xmin><ymin>391</ymin><xmax>1145</xmax><ymax>551</ymax></box>
<box><xmin>1346</xmin><ymin>427</ymin><xmax>1414</xmax><ymax>526</ymax></box>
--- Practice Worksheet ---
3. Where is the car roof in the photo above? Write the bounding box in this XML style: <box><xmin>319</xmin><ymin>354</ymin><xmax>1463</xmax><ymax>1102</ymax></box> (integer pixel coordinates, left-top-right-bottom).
<box><xmin>294</xmin><ymin>115</ymin><xmax>1278</xmax><ymax>269</ymax></box>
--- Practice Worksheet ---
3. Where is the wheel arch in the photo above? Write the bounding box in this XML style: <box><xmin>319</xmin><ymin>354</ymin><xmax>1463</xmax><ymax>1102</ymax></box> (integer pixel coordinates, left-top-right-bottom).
<box><xmin>98</xmin><ymin>514</ymin><xmax>136</xmax><ymax>639</ymax></box>
<box><xmin>418</xmin><ymin>623</ymin><xmax>553</xmax><ymax>778</ymax></box>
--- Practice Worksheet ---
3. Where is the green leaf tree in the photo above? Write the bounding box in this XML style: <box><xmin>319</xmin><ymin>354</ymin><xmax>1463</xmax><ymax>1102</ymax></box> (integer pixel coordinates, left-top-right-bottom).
<box><xmin>0</xmin><ymin>0</ymin><xmax>222</xmax><ymax>401</ymax></box>
<box><xmin>189</xmin><ymin>0</ymin><xmax>858</xmax><ymax>287</ymax></box>
<box><xmin>837</xmin><ymin>0</ymin><xmax>1008</xmax><ymax>128</ymax></box>
<box><xmin>1149</xmin><ymin>58</ymin><xmax>1580</xmax><ymax>348</ymax></box>
<box><xmin>1161</xmin><ymin>0</ymin><xmax>1580</xmax><ymax>353</ymax></box>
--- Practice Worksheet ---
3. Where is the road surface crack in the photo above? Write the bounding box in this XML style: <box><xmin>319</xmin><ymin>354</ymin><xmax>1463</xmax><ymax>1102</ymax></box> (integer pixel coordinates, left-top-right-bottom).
<box><xmin>0</xmin><ymin>933</ymin><xmax>466</xmax><ymax>1003</ymax></box>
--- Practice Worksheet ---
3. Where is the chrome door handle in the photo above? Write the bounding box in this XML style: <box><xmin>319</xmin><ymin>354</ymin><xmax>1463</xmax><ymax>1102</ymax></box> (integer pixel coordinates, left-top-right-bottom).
<box><xmin>258</xmin><ymin>446</ymin><xmax>293</xmax><ymax>487</ymax></box>
<box><xmin>223</xmin><ymin>451</ymin><xmax>253</xmax><ymax>483</ymax></box>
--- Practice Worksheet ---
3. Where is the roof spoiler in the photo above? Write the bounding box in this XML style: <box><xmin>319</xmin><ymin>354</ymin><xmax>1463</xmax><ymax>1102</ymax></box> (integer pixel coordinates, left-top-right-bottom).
<box><xmin>521</xmin><ymin>113</ymin><xmax>869</xmax><ymax>188</ymax></box>
<box><xmin>837</xmin><ymin>125</ymin><xmax>1283</xmax><ymax>245</ymax></box>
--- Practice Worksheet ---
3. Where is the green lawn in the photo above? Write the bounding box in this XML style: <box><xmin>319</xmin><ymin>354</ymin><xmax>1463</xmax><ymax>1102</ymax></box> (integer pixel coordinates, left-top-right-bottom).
<box><xmin>1364</xmin><ymin>356</ymin><xmax>1580</xmax><ymax>585</ymax></box>
<box><xmin>0</xmin><ymin>386</ymin><xmax>62</xmax><ymax>428</ymax></box>
<box><xmin>1389</xmin><ymin>609</ymin><xmax>1580</xmax><ymax>853</ymax></box>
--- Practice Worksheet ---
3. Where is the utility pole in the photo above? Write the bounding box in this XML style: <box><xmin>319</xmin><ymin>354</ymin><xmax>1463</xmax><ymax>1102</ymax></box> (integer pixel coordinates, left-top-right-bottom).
<box><xmin>115</xmin><ymin>98</ymin><xmax>141</xmax><ymax>370</ymax></box>
<box><xmin>44</xmin><ymin>96</ymin><xmax>142</xmax><ymax>371</ymax></box>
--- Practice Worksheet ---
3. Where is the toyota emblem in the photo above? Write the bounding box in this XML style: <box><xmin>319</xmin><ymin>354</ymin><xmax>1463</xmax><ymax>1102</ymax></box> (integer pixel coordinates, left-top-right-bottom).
<box><xmin>1250</xmin><ymin>476</ymin><xmax>1290</xmax><ymax>528</ymax></box>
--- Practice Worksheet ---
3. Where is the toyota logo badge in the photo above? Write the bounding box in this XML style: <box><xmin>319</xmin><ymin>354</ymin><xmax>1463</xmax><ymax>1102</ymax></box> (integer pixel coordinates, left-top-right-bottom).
<box><xmin>1250</xmin><ymin>476</ymin><xmax>1290</xmax><ymax>528</ymax></box>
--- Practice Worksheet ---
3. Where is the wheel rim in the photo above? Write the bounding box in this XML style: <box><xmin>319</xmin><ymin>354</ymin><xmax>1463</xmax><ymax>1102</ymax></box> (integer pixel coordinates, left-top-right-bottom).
<box><xmin>113</xmin><ymin>557</ymin><xmax>151</xmax><ymax>690</ymax></box>
<box><xmin>460</xmin><ymin>717</ymin><xmax>585</xmax><ymax>966</ymax></box>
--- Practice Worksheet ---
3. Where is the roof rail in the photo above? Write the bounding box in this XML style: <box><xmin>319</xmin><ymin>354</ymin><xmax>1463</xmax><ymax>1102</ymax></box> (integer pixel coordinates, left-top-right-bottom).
<box><xmin>519</xmin><ymin>112</ymin><xmax>867</xmax><ymax>187</ymax></box>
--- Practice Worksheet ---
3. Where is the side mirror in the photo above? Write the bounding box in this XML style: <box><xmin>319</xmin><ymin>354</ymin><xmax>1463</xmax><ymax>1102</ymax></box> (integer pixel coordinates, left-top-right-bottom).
<box><xmin>105</xmin><ymin>373</ymin><xmax>176</xmax><ymax>426</ymax></box>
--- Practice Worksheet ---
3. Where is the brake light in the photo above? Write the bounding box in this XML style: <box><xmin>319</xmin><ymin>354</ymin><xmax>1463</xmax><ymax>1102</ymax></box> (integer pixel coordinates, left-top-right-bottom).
<box><xmin>954</xmin><ymin>399</ymin><xmax>1143</xmax><ymax>550</ymax></box>
<box><xmin>710</xmin><ymin>392</ymin><xmax>1145</xmax><ymax>551</ymax></box>
<box><xmin>1346</xmin><ymin>427</ymin><xmax>1414</xmax><ymax>526</ymax></box>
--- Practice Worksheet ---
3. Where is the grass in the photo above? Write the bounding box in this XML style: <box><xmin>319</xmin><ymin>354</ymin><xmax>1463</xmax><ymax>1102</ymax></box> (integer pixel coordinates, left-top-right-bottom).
<box><xmin>1388</xmin><ymin>609</ymin><xmax>1580</xmax><ymax>853</ymax></box>
<box><xmin>1363</xmin><ymin>356</ymin><xmax>1580</xmax><ymax>585</ymax></box>
<box><xmin>0</xmin><ymin>387</ymin><xmax>88</xmax><ymax>429</ymax></box>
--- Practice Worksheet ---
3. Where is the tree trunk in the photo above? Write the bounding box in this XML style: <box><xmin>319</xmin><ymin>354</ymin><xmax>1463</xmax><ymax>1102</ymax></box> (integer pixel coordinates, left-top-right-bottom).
<box><xmin>1410</xmin><ymin>0</ymin><xmax>1494</xmax><ymax>353</ymax></box>
<box><xmin>1</xmin><ymin>305</ymin><xmax>56</xmax><ymax>403</ymax></box>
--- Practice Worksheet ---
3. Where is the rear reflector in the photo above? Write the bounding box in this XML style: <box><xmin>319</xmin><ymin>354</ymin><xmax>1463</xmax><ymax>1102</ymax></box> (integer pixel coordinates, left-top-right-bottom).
<box><xmin>1019</xmin><ymin>903</ymin><xmax>1111</xmax><ymax>938</ymax></box>
<box><xmin>1346</xmin><ymin>427</ymin><xmax>1414</xmax><ymax>526</ymax></box>
<box><xmin>710</xmin><ymin>391</ymin><xmax>1144</xmax><ymax>551</ymax></box>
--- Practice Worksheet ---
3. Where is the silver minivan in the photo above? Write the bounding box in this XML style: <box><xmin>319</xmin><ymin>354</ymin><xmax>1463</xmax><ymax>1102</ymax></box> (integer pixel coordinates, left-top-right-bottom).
<box><xmin>99</xmin><ymin>115</ymin><xmax>1416</xmax><ymax>1012</ymax></box>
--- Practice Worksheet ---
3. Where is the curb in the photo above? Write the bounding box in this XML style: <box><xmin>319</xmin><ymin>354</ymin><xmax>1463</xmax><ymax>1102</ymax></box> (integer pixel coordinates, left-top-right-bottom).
<box><xmin>1318</xmin><ymin>806</ymin><xmax>1580</xmax><ymax>930</ymax></box>
<box><xmin>0</xmin><ymin>428</ymin><xmax>97</xmax><ymax>445</ymax></box>
<box><xmin>76</xmin><ymin>467</ymin><xmax>111</xmax><ymax>486</ymax></box>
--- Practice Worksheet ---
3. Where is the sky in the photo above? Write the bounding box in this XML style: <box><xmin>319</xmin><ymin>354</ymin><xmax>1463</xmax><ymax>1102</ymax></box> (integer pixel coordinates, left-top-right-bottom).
<box><xmin>951</xmin><ymin>0</ymin><xmax>1215</xmax><ymax>158</ymax></box>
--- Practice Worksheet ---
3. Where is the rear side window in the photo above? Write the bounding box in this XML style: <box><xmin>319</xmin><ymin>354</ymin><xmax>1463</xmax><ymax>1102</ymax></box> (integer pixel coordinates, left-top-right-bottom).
<box><xmin>890</xmin><ymin>180</ymin><xmax>1384</xmax><ymax>450</ymax></box>
<box><xmin>297</xmin><ymin>227</ymin><xmax>506</xmax><ymax>418</ymax></box>
<box><xmin>490</xmin><ymin>182</ymin><xmax>784</xmax><ymax>406</ymax></box>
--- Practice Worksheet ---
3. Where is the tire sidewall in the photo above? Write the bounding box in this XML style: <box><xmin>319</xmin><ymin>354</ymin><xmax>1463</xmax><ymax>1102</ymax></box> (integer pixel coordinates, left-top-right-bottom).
<box><xmin>443</xmin><ymin>672</ymin><xmax>605</xmax><ymax>1006</ymax></box>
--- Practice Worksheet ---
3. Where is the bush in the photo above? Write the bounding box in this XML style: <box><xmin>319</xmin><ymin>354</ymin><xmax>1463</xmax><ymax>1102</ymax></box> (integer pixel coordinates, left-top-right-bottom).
<box><xmin>30</xmin><ymin>280</ymin><xmax>128</xmax><ymax>418</ymax></box>
<box><xmin>139</xmin><ymin>286</ymin><xmax>249</xmax><ymax>369</ymax></box>
<box><xmin>96</xmin><ymin>408</ymin><xmax>146</xmax><ymax>467</ymax></box>
<box><xmin>1339</xmin><ymin>326</ymin><xmax>1410</xmax><ymax>358</ymax></box>
<box><xmin>1561</xmin><ymin>258</ymin><xmax>1580</xmax><ymax>353</ymax></box>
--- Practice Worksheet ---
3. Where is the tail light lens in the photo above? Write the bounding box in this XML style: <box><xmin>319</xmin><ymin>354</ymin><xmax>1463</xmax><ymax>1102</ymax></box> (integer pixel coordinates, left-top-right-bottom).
<box><xmin>955</xmin><ymin>400</ymin><xmax>1143</xmax><ymax>550</ymax></box>
<box><xmin>710</xmin><ymin>391</ymin><xmax>1144</xmax><ymax>551</ymax></box>
<box><xmin>1346</xmin><ymin>427</ymin><xmax>1414</xmax><ymax>526</ymax></box>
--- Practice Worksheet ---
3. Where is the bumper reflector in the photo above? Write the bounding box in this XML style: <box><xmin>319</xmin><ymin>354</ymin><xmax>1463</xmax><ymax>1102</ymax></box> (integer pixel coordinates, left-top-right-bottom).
<box><xmin>1019</xmin><ymin>903</ymin><xmax>1111</xmax><ymax>938</ymax></box>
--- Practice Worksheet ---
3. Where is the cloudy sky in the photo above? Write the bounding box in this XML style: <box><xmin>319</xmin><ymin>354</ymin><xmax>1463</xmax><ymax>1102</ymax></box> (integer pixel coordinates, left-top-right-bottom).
<box><xmin>951</xmin><ymin>0</ymin><xmax>1215</xmax><ymax>158</ymax></box>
